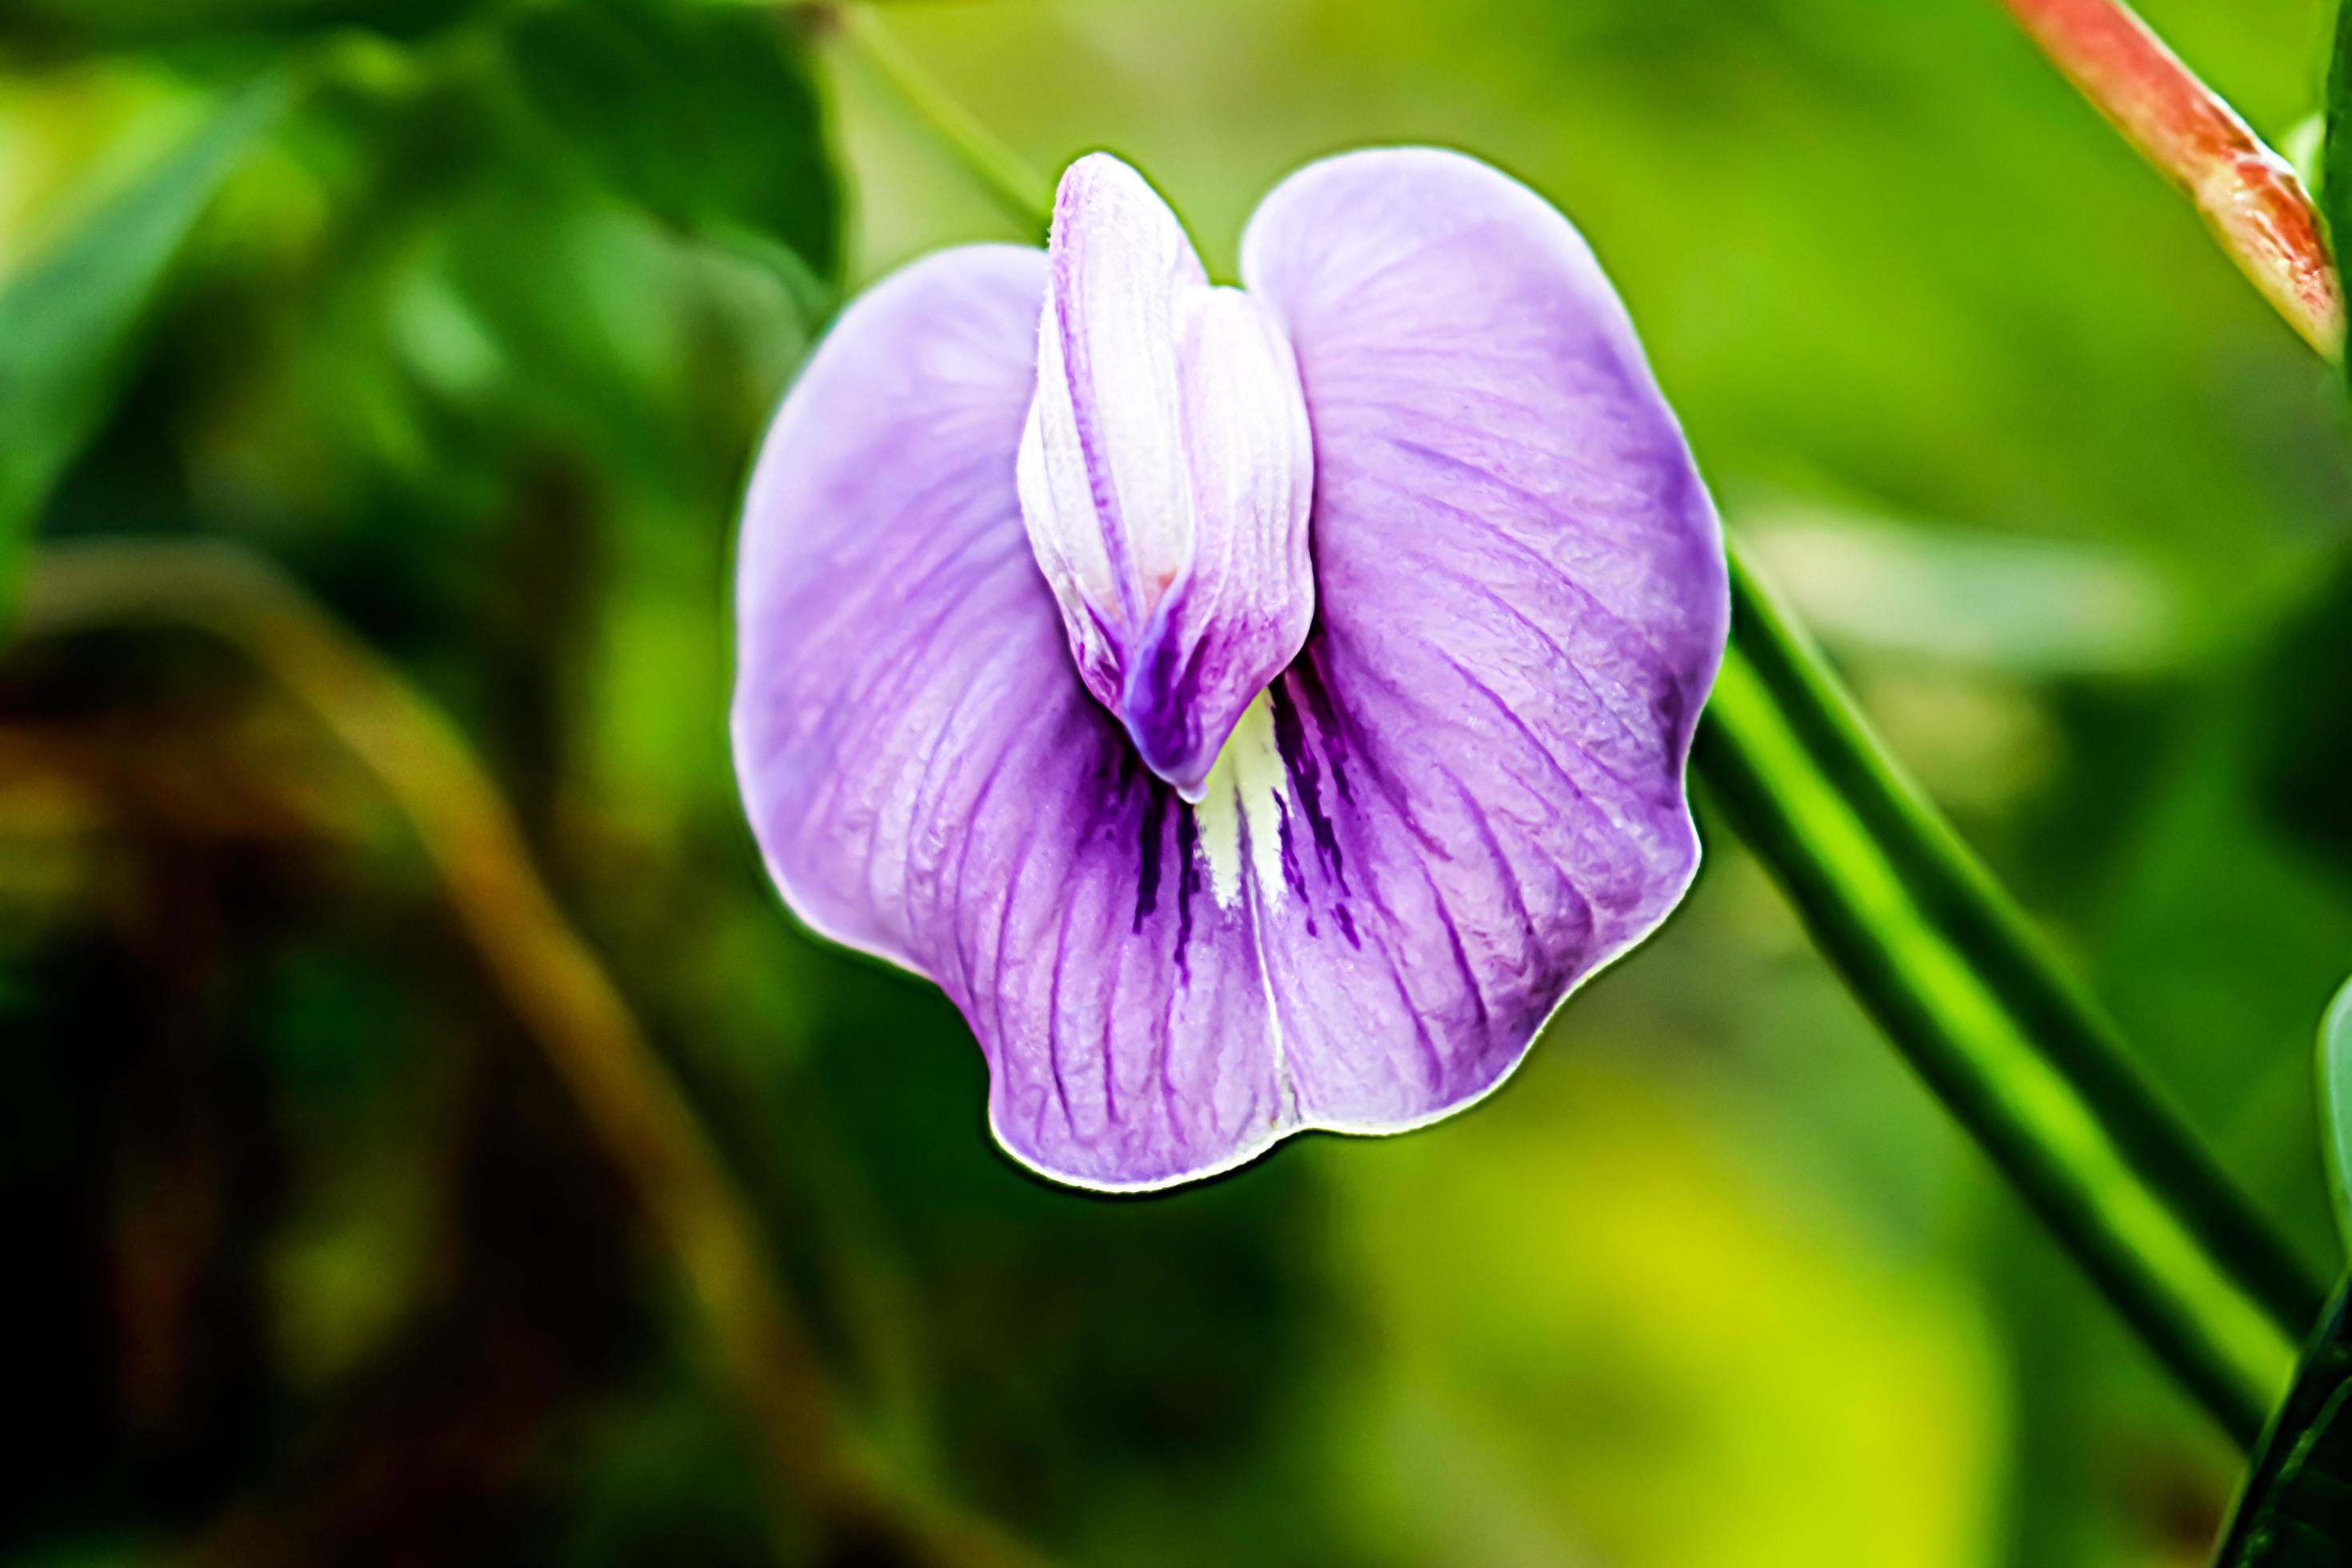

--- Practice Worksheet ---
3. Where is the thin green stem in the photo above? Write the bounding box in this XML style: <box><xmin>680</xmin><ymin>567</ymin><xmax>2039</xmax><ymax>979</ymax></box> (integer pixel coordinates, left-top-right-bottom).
<box><xmin>1698</xmin><ymin>554</ymin><xmax>2316</xmax><ymax>1442</ymax></box>
<box><xmin>830</xmin><ymin>6</ymin><xmax>1054</xmax><ymax>238</ymax></box>
<box><xmin>826</xmin><ymin>6</ymin><xmax>2322</xmax><ymax>1444</ymax></box>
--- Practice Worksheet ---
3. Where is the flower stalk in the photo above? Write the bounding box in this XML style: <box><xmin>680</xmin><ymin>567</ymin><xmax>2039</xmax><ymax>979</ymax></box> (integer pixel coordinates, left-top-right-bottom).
<box><xmin>829</xmin><ymin>4</ymin><xmax>1054</xmax><ymax>237</ymax></box>
<box><xmin>1695</xmin><ymin>554</ymin><xmax>2315</xmax><ymax>1443</ymax></box>
<box><xmin>834</xmin><ymin>6</ymin><xmax>2322</xmax><ymax>1442</ymax></box>
<box><xmin>1998</xmin><ymin>0</ymin><xmax>2342</xmax><ymax>358</ymax></box>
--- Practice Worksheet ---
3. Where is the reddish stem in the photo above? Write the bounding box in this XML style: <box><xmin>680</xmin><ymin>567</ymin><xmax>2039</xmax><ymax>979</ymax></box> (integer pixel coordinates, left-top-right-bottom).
<box><xmin>2002</xmin><ymin>0</ymin><xmax>2342</xmax><ymax>358</ymax></box>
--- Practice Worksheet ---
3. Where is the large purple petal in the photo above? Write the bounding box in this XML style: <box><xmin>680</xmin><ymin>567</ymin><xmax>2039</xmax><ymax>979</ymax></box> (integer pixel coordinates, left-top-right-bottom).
<box><xmin>1230</xmin><ymin>147</ymin><xmax>1727</xmax><ymax>1130</ymax></box>
<box><xmin>732</xmin><ymin>246</ymin><xmax>1290</xmax><ymax>1189</ymax></box>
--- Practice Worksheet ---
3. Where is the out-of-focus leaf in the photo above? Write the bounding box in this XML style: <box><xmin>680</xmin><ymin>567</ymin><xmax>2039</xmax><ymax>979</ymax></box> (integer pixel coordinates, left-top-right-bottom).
<box><xmin>2322</xmin><ymin>978</ymin><xmax>2352</xmax><ymax>1251</ymax></box>
<box><xmin>500</xmin><ymin>0</ymin><xmax>838</xmax><ymax>292</ymax></box>
<box><xmin>1326</xmin><ymin>1054</ymin><xmax>2002</xmax><ymax>1568</ymax></box>
<box><xmin>1742</xmin><ymin>502</ymin><xmax>2185</xmax><ymax>676</ymax></box>
<box><xmin>0</xmin><ymin>74</ymin><xmax>291</xmax><ymax>617</ymax></box>
<box><xmin>2210</xmin><ymin>1276</ymin><xmax>2352</xmax><ymax>1566</ymax></box>
<box><xmin>0</xmin><ymin>0</ymin><xmax>482</xmax><ymax>50</ymax></box>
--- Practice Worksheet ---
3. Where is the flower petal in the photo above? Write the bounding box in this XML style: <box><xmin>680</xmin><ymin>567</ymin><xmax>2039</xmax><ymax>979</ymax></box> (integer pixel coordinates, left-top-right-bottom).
<box><xmin>1229</xmin><ymin>147</ymin><xmax>1728</xmax><ymax>1130</ymax></box>
<box><xmin>732</xmin><ymin>245</ymin><xmax>1292</xmax><ymax>1189</ymax></box>
<box><xmin>1018</xmin><ymin>153</ymin><xmax>1314</xmax><ymax>798</ymax></box>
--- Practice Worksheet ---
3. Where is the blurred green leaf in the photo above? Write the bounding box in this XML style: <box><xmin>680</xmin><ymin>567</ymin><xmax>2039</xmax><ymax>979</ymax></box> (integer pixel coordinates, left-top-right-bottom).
<box><xmin>0</xmin><ymin>74</ymin><xmax>292</xmax><ymax>619</ymax></box>
<box><xmin>2210</xmin><ymin>1277</ymin><xmax>2352</xmax><ymax>1567</ymax></box>
<box><xmin>500</xmin><ymin>0</ymin><xmax>838</xmax><ymax>293</ymax></box>
<box><xmin>2324</xmin><ymin>978</ymin><xmax>2352</xmax><ymax>1252</ymax></box>
<box><xmin>0</xmin><ymin>0</ymin><xmax>482</xmax><ymax>50</ymax></box>
<box><xmin>1742</xmin><ymin>502</ymin><xmax>2185</xmax><ymax>677</ymax></box>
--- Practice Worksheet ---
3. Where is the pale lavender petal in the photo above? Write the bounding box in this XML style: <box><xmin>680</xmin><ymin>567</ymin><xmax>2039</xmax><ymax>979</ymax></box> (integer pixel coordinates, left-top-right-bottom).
<box><xmin>732</xmin><ymin>245</ymin><xmax>1291</xmax><ymax>1189</ymax></box>
<box><xmin>1227</xmin><ymin>147</ymin><xmax>1728</xmax><ymax>1130</ymax></box>
<box><xmin>1018</xmin><ymin>153</ymin><xmax>1314</xmax><ymax>799</ymax></box>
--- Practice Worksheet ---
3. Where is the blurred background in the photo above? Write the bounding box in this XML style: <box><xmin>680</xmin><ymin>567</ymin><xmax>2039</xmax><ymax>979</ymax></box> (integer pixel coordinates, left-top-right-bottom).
<box><xmin>3</xmin><ymin>0</ymin><xmax>2351</xmax><ymax>1563</ymax></box>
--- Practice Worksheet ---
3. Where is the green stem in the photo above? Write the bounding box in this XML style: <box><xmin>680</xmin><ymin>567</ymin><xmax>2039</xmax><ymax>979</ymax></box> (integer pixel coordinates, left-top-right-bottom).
<box><xmin>830</xmin><ymin>4</ymin><xmax>2322</xmax><ymax>1446</ymax></box>
<box><xmin>831</xmin><ymin>6</ymin><xmax>1054</xmax><ymax>238</ymax></box>
<box><xmin>1698</xmin><ymin>551</ymin><xmax>2318</xmax><ymax>1442</ymax></box>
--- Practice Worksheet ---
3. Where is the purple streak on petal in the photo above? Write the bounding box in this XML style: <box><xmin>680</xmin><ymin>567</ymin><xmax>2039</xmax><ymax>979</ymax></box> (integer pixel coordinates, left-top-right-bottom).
<box><xmin>731</xmin><ymin>244</ymin><xmax>1301</xmax><ymax>1190</ymax></box>
<box><xmin>1231</xmin><ymin>146</ymin><xmax>1728</xmax><ymax>1132</ymax></box>
<box><xmin>1018</xmin><ymin>154</ymin><xmax>1316</xmax><ymax>801</ymax></box>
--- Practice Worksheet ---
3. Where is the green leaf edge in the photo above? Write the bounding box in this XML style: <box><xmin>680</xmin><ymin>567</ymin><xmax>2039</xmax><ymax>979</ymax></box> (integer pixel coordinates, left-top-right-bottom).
<box><xmin>2210</xmin><ymin>1275</ymin><xmax>2352</xmax><ymax>1566</ymax></box>
<box><xmin>2324</xmin><ymin>977</ymin><xmax>2352</xmax><ymax>1254</ymax></box>
<box><xmin>0</xmin><ymin>70</ymin><xmax>297</xmax><ymax>620</ymax></box>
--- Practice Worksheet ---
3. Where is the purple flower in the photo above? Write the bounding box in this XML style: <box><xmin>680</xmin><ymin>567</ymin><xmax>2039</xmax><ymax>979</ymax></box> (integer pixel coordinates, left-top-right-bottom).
<box><xmin>732</xmin><ymin>149</ymin><xmax>1727</xmax><ymax>1190</ymax></box>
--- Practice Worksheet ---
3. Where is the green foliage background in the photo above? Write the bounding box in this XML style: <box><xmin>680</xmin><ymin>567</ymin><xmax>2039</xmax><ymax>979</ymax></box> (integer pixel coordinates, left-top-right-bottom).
<box><xmin>2</xmin><ymin>0</ymin><xmax>2350</xmax><ymax>1564</ymax></box>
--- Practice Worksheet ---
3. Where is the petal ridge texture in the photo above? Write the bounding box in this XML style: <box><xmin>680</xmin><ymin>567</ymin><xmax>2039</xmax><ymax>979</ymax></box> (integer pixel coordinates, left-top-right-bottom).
<box><xmin>732</xmin><ymin>149</ymin><xmax>1727</xmax><ymax>1190</ymax></box>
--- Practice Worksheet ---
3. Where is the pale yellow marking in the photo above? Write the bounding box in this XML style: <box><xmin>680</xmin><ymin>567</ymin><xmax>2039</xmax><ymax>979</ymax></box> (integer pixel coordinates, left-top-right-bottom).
<box><xmin>1191</xmin><ymin>691</ymin><xmax>1289</xmax><ymax>910</ymax></box>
